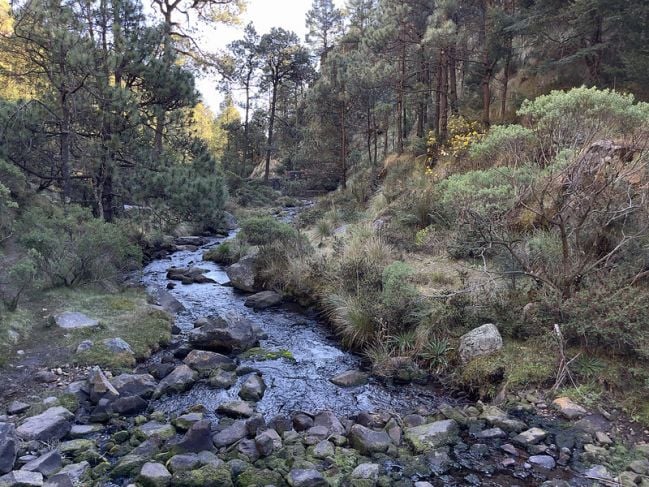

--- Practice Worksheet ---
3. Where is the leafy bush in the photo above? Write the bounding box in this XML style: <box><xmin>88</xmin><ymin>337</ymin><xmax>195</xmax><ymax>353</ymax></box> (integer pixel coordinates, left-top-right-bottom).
<box><xmin>239</xmin><ymin>216</ymin><xmax>301</xmax><ymax>246</ymax></box>
<box><xmin>381</xmin><ymin>261</ymin><xmax>420</xmax><ymax>328</ymax></box>
<box><xmin>203</xmin><ymin>241</ymin><xmax>247</xmax><ymax>265</ymax></box>
<box><xmin>16</xmin><ymin>205</ymin><xmax>142</xmax><ymax>287</ymax></box>
<box><xmin>469</xmin><ymin>124</ymin><xmax>536</xmax><ymax>168</ymax></box>
<box><xmin>518</xmin><ymin>86</ymin><xmax>649</xmax><ymax>154</ymax></box>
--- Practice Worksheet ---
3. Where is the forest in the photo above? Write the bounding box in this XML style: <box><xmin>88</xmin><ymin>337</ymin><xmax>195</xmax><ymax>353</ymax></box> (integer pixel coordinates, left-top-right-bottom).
<box><xmin>0</xmin><ymin>0</ymin><xmax>649</xmax><ymax>485</ymax></box>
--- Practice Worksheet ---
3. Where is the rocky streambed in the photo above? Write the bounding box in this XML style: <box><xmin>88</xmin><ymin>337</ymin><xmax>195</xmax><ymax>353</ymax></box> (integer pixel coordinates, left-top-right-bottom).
<box><xmin>1</xmin><ymin>220</ymin><xmax>648</xmax><ymax>486</ymax></box>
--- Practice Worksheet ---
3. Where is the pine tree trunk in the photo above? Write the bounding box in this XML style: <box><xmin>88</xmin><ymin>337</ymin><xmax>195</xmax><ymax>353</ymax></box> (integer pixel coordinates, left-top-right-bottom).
<box><xmin>440</xmin><ymin>48</ymin><xmax>448</xmax><ymax>142</ymax></box>
<box><xmin>481</xmin><ymin>0</ymin><xmax>492</xmax><ymax>127</ymax></box>
<box><xmin>449</xmin><ymin>44</ymin><xmax>458</xmax><ymax>114</ymax></box>
<box><xmin>243</xmin><ymin>72</ymin><xmax>251</xmax><ymax>177</ymax></box>
<box><xmin>434</xmin><ymin>52</ymin><xmax>442</xmax><ymax>137</ymax></box>
<box><xmin>60</xmin><ymin>90</ymin><xmax>71</xmax><ymax>205</ymax></box>
<box><xmin>265</xmin><ymin>80</ymin><xmax>279</xmax><ymax>183</ymax></box>
<box><xmin>396</xmin><ymin>41</ymin><xmax>405</xmax><ymax>153</ymax></box>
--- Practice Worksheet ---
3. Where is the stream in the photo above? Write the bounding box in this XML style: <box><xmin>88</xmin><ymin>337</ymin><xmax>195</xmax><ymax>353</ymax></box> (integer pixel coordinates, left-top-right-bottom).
<box><xmin>141</xmin><ymin>230</ymin><xmax>445</xmax><ymax>420</ymax></box>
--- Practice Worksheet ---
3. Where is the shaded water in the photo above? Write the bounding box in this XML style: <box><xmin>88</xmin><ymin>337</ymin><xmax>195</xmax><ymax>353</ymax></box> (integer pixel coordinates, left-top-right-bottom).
<box><xmin>141</xmin><ymin>233</ymin><xmax>445</xmax><ymax>419</ymax></box>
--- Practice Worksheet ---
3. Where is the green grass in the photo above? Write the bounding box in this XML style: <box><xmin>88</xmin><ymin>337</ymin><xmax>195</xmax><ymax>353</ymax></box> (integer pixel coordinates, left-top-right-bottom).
<box><xmin>239</xmin><ymin>347</ymin><xmax>295</xmax><ymax>362</ymax></box>
<box><xmin>0</xmin><ymin>286</ymin><xmax>171</xmax><ymax>373</ymax></box>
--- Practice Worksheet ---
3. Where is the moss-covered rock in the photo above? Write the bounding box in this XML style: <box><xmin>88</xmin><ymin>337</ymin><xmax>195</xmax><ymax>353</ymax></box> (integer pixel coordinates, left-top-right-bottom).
<box><xmin>237</xmin><ymin>468</ymin><xmax>285</xmax><ymax>486</ymax></box>
<box><xmin>171</xmin><ymin>464</ymin><xmax>233</xmax><ymax>487</ymax></box>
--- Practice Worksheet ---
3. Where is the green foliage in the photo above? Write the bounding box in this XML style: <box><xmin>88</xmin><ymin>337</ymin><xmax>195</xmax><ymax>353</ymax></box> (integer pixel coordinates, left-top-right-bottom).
<box><xmin>239</xmin><ymin>216</ymin><xmax>301</xmax><ymax>246</ymax></box>
<box><xmin>469</xmin><ymin>124</ymin><xmax>535</xmax><ymax>167</ymax></box>
<box><xmin>518</xmin><ymin>87</ymin><xmax>649</xmax><ymax>150</ymax></box>
<box><xmin>203</xmin><ymin>241</ymin><xmax>247</xmax><ymax>265</ymax></box>
<box><xmin>2</xmin><ymin>252</ymin><xmax>38</xmax><ymax>311</ymax></box>
<box><xmin>560</xmin><ymin>285</ymin><xmax>649</xmax><ymax>360</ymax></box>
<box><xmin>380</xmin><ymin>261</ymin><xmax>420</xmax><ymax>327</ymax></box>
<box><xmin>16</xmin><ymin>205</ymin><xmax>141</xmax><ymax>287</ymax></box>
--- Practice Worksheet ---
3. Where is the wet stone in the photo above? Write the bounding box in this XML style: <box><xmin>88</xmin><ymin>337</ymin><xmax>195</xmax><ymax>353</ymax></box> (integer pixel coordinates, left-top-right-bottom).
<box><xmin>286</xmin><ymin>469</ymin><xmax>327</xmax><ymax>487</ymax></box>
<box><xmin>513</xmin><ymin>428</ymin><xmax>547</xmax><ymax>446</ymax></box>
<box><xmin>7</xmin><ymin>402</ymin><xmax>30</xmax><ymax>416</ymax></box>
<box><xmin>312</xmin><ymin>440</ymin><xmax>334</xmax><ymax>459</ymax></box>
<box><xmin>529</xmin><ymin>455</ymin><xmax>556</xmax><ymax>470</ymax></box>
<box><xmin>217</xmin><ymin>401</ymin><xmax>254</xmax><ymax>418</ymax></box>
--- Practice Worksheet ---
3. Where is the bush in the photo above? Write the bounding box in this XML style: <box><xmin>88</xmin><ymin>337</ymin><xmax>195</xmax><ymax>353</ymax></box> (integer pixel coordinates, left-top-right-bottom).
<box><xmin>380</xmin><ymin>261</ymin><xmax>421</xmax><ymax>329</ymax></box>
<box><xmin>16</xmin><ymin>205</ymin><xmax>142</xmax><ymax>287</ymax></box>
<box><xmin>469</xmin><ymin>124</ymin><xmax>536</xmax><ymax>168</ymax></box>
<box><xmin>203</xmin><ymin>241</ymin><xmax>247</xmax><ymax>265</ymax></box>
<box><xmin>239</xmin><ymin>216</ymin><xmax>301</xmax><ymax>246</ymax></box>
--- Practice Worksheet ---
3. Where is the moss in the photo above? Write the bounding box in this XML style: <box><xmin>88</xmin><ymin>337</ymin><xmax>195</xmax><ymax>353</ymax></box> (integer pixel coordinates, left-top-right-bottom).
<box><xmin>239</xmin><ymin>347</ymin><xmax>295</xmax><ymax>362</ymax></box>
<box><xmin>236</xmin><ymin>468</ymin><xmax>284</xmax><ymax>486</ymax></box>
<box><xmin>457</xmin><ymin>339</ymin><xmax>555</xmax><ymax>398</ymax></box>
<box><xmin>171</xmin><ymin>465</ymin><xmax>233</xmax><ymax>487</ymax></box>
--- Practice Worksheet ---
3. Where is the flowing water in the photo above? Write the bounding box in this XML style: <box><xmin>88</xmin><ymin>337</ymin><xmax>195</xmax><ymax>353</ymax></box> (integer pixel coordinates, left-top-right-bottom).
<box><xmin>141</xmin><ymin>232</ymin><xmax>446</xmax><ymax>420</ymax></box>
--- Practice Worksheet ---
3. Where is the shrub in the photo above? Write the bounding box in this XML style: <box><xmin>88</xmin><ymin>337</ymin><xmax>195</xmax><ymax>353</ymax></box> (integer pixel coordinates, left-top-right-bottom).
<box><xmin>324</xmin><ymin>293</ymin><xmax>379</xmax><ymax>349</ymax></box>
<box><xmin>469</xmin><ymin>124</ymin><xmax>536</xmax><ymax>168</ymax></box>
<box><xmin>16</xmin><ymin>205</ymin><xmax>141</xmax><ymax>287</ymax></box>
<box><xmin>381</xmin><ymin>261</ymin><xmax>421</xmax><ymax>329</ymax></box>
<box><xmin>203</xmin><ymin>241</ymin><xmax>247</xmax><ymax>265</ymax></box>
<box><xmin>239</xmin><ymin>216</ymin><xmax>301</xmax><ymax>246</ymax></box>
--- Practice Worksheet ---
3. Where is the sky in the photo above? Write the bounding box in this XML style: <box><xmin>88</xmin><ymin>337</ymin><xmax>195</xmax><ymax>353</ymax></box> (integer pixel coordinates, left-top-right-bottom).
<box><xmin>195</xmin><ymin>0</ymin><xmax>346</xmax><ymax>112</ymax></box>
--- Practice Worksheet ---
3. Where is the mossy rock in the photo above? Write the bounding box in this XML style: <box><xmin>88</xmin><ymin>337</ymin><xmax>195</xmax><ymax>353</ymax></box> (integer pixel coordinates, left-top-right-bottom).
<box><xmin>110</xmin><ymin>454</ymin><xmax>148</xmax><ymax>478</ymax></box>
<box><xmin>237</xmin><ymin>468</ymin><xmax>285</xmax><ymax>486</ymax></box>
<box><xmin>171</xmin><ymin>465</ymin><xmax>233</xmax><ymax>487</ymax></box>
<box><xmin>239</xmin><ymin>347</ymin><xmax>295</xmax><ymax>362</ymax></box>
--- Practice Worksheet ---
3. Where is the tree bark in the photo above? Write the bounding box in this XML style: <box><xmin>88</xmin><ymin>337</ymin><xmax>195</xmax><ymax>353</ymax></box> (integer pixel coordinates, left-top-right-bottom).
<box><xmin>264</xmin><ymin>80</ymin><xmax>279</xmax><ymax>183</ymax></box>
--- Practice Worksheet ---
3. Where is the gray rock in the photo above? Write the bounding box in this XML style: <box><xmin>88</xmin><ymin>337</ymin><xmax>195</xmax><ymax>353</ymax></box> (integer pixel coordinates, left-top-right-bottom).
<box><xmin>54</xmin><ymin>462</ymin><xmax>89</xmax><ymax>484</ymax></box>
<box><xmin>42</xmin><ymin>474</ymin><xmax>73</xmax><ymax>487</ymax></box>
<box><xmin>244</xmin><ymin>291</ymin><xmax>283</xmax><ymax>310</ymax></box>
<box><xmin>87</xmin><ymin>367</ymin><xmax>120</xmax><ymax>404</ymax></box>
<box><xmin>153</xmin><ymin>365</ymin><xmax>197</xmax><ymax>398</ymax></box>
<box><xmin>513</xmin><ymin>428</ymin><xmax>547</xmax><ymax>446</ymax></box>
<box><xmin>0</xmin><ymin>470</ymin><xmax>44</xmax><ymax>486</ymax></box>
<box><xmin>551</xmin><ymin>397</ymin><xmax>587</xmax><ymax>420</ymax></box>
<box><xmin>404</xmin><ymin>420</ymin><xmax>460</xmax><ymax>453</ymax></box>
<box><xmin>330</xmin><ymin>370</ymin><xmax>368</xmax><ymax>387</ymax></box>
<box><xmin>238</xmin><ymin>374</ymin><xmax>266</xmax><ymax>402</ymax></box>
<box><xmin>529</xmin><ymin>455</ymin><xmax>556</xmax><ymax>469</ymax></box>
<box><xmin>312</xmin><ymin>440</ymin><xmax>334</xmax><ymax>459</ymax></box>
<box><xmin>458</xmin><ymin>323</ymin><xmax>503</xmax><ymax>363</ymax></box>
<box><xmin>348</xmin><ymin>424</ymin><xmax>392</xmax><ymax>455</ymax></box>
<box><xmin>147</xmin><ymin>288</ymin><xmax>185</xmax><ymax>314</ymax></box>
<box><xmin>0</xmin><ymin>423</ymin><xmax>17</xmax><ymax>474</ymax></box>
<box><xmin>313</xmin><ymin>411</ymin><xmax>345</xmax><ymax>435</ymax></box>
<box><xmin>226</xmin><ymin>255</ymin><xmax>259</xmax><ymax>293</ymax></box>
<box><xmin>175</xmin><ymin>420</ymin><xmax>213</xmax><ymax>453</ymax></box>
<box><xmin>475</xmin><ymin>427</ymin><xmax>506</xmax><ymax>440</ymax></box>
<box><xmin>67</xmin><ymin>424</ymin><xmax>103</xmax><ymax>439</ymax></box>
<box><xmin>213</xmin><ymin>420</ymin><xmax>248</xmax><ymax>448</ymax></box>
<box><xmin>34</xmin><ymin>371</ymin><xmax>57</xmax><ymax>384</ymax></box>
<box><xmin>286</xmin><ymin>469</ymin><xmax>327</xmax><ymax>487</ymax></box>
<box><xmin>102</xmin><ymin>337</ymin><xmax>134</xmax><ymax>355</ymax></box>
<box><xmin>75</xmin><ymin>340</ymin><xmax>93</xmax><ymax>353</ymax></box>
<box><xmin>217</xmin><ymin>401</ymin><xmax>254</xmax><ymax>418</ymax></box>
<box><xmin>188</xmin><ymin>313</ymin><xmax>259</xmax><ymax>354</ymax></box>
<box><xmin>174</xmin><ymin>413</ymin><xmax>204</xmax><ymax>432</ymax></box>
<box><xmin>183</xmin><ymin>350</ymin><xmax>235</xmax><ymax>373</ymax></box>
<box><xmin>137</xmin><ymin>462</ymin><xmax>171</xmax><ymax>487</ymax></box>
<box><xmin>21</xmin><ymin>451</ymin><xmax>62</xmax><ymax>476</ymax></box>
<box><xmin>208</xmin><ymin>369</ymin><xmax>237</xmax><ymax>389</ymax></box>
<box><xmin>111</xmin><ymin>395</ymin><xmax>148</xmax><ymax>415</ymax></box>
<box><xmin>138</xmin><ymin>422</ymin><xmax>175</xmax><ymax>439</ymax></box>
<box><xmin>111</xmin><ymin>373</ymin><xmax>157</xmax><ymax>399</ymax></box>
<box><xmin>53</xmin><ymin>312</ymin><xmax>98</xmax><ymax>329</ymax></box>
<box><xmin>351</xmin><ymin>463</ymin><xmax>380</xmax><ymax>481</ymax></box>
<box><xmin>168</xmin><ymin>454</ymin><xmax>200</xmax><ymax>473</ymax></box>
<box><xmin>16</xmin><ymin>407</ymin><xmax>73</xmax><ymax>442</ymax></box>
<box><xmin>292</xmin><ymin>413</ymin><xmax>314</xmax><ymax>432</ymax></box>
<box><xmin>583</xmin><ymin>464</ymin><xmax>613</xmax><ymax>481</ymax></box>
<box><xmin>237</xmin><ymin>439</ymin><xmax>259</xmax><ymax>461</ymax></box>
<box><xmin>254</xmin><ymin>432</ymin><xmax>275</xmax><ymax>457</ymax></box>
<box><xmin>6</xmin><ymin>402</ymin><xmax>29</xmax><ymax>416</ymax></box>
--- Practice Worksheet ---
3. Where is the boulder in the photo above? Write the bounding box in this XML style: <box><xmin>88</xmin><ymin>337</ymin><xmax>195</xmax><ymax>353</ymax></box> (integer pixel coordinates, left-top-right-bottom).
<box><xmin>147</xmin><ymin>288</ymin><xmax>185</xmax><ymax>314</ymax></box>
<box><xmin>330</xmin><ymin>370</ymin><xmax>368</xmax><ymax>388</ymax></box>
<box><xmin>174</xmin><ymin>420</ymin><xmax>213</xmax><ymax>453</ymax></box>
<box><xmin>513</xmin><ymin>428</ymin><xmax>547</xmax><ymax>446</ymax></box>
<box><xmin>217</xmin><ymin>401</ymin><xmax>254</xmax><ymax>418</ymax></box>
<box><xmin>238</xmin><ymin>374</ymin><xmax>266</xmax><ymax>402</ymax></box>
<box><xmin>552</xmin><ymin>397</ymin><xmax>587</xmax><ymax>420</ymax></box>
<box><xmin>0</xmin><ymin>470</ymin><xmax>44</xmax><ymax>486</ymax></box>
<box><xmin>137</xmin><ymin>462</ymin><xmax>171</xmax><ymax>487</ymax></box>
<box><xmin>348</xmin><ymin>424</ymin><xmax>392</xmax><ymax>455</ymax></box>
<box><xmin>183</xmin><ymin>350</ymin><xmax>235</xmax><ymax>373</ymax></box>
<box><xmin>111</xmin><ymin>374</ymin><xmax>157</xmax><ymax>399</ymax></box>
<box><xmin>173</xmin><ymin>413</ymin><xmax>204</xmax><ymax>431</ymax></box>
<box><xmin>404</xmin><ymin>420</ymin><xmax>460</xmax><ymax>453</ymax></box>
<box><xmin>208</xmin><ymin>369</ymin><xmax>237</xmax><ymax>390</ymax></box>
<box><xmin>351</xmin><ymin>463</ymin><xmax>380</xmax><ymax>481</ymax></box>
<box><xmin>226</xmin><ymin>255</ymin><xmax>259</xmax><ymax>292</ymax></box>
<box><xmin>175</xmin><ymin>236</ymin><xmax>206</xmax><ymax>247</ymax></box>
<box><xmin>529</xmin><ymin>455</ymin><xmax>556</xmax><ymax>470</ymax></box>
<box><xmin>213</xmin><ymin>421</ymin><xmax>248</xmax><ymax>448</ymax></box>
<box><xmin>153</xmin><ymin>365</ymin><xmax>197</xmax><ymax>398</ymax></box>
<box><xmin>286</xmin><ymin>469</ymin><xmax>327</xmax><ymax>487</ymax></box>
<box><xmin>168</xmin><ymin>454</ymin><xmax>200</xmax><ymax>473</ymax></box>
<box><xmin>244</xmin><ymin>291</ymin><xmax>283</xmax><ymax>310</ymax></box>
<box><xmin>254</xmin><ymin>432</ymin><xmax>276</xmax><ymax>457</ymax></box>
<box><xmin>6</xmin><ymin>402</ymin><xmax>29</xmax><ymax>417</ymax></box>
<box><xmin>16</xmin><ymin>407</ymin><xmax>73</xmax><ymax>442</ymax></box>
<box><xmin>75</xmin><ymin>341</ymin><xmax>93</xmax><ymax>353</ymax></box>
<box><xmin>458</xmin><ymin>324</ymin><xmax>503</xmax><ymax>363</ymax></box>
<box><xmin>53</xmin><ymin>462</ymin><xmax>89</xmax><ymax>485</ymax></box>
<box><xmin>0</xmin><ymin>423</ymin><xmax>17</xmax><ymax>474</ymax></box>
<box><xmin>21</xmin><ymin>451</ymin><xmax>62</xmax><ymax>476</ymax></box>
<box><xmin>87</xmin><ymin>367</ymin><xmax>120</xmax><ymax>404</ymax></box>
<box><xmin>102</xmin><ymin>338</ymin><xmax>134</xmax><ymax>355</ymax></box>
<box><xmin>138</xmin><ymin>422</ymin><xmax>175</xmax><ymax>440</ymax></box>
<box><xmin>313</xmin><ymin>411</ymin><xmax>345</xmax><ymax>436</ymax></box>
<box><xmin>111</xmin><ymin>396</ymin><xmax>148</xmax><ymax>415</ymax></box>
<box><xmin>52</xmin><ymin>312</ymin><xmax>99</xmax><ymax>330</ymax></box>
<box><xmin>312</xmin><ymin>440</ymin><xmax>334</xmax><ymax>459</ymax></box>
<box><xmin>188</xmin><ymin>314</ymin><xmax>259</xmax><ymax>354</ymax></box>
